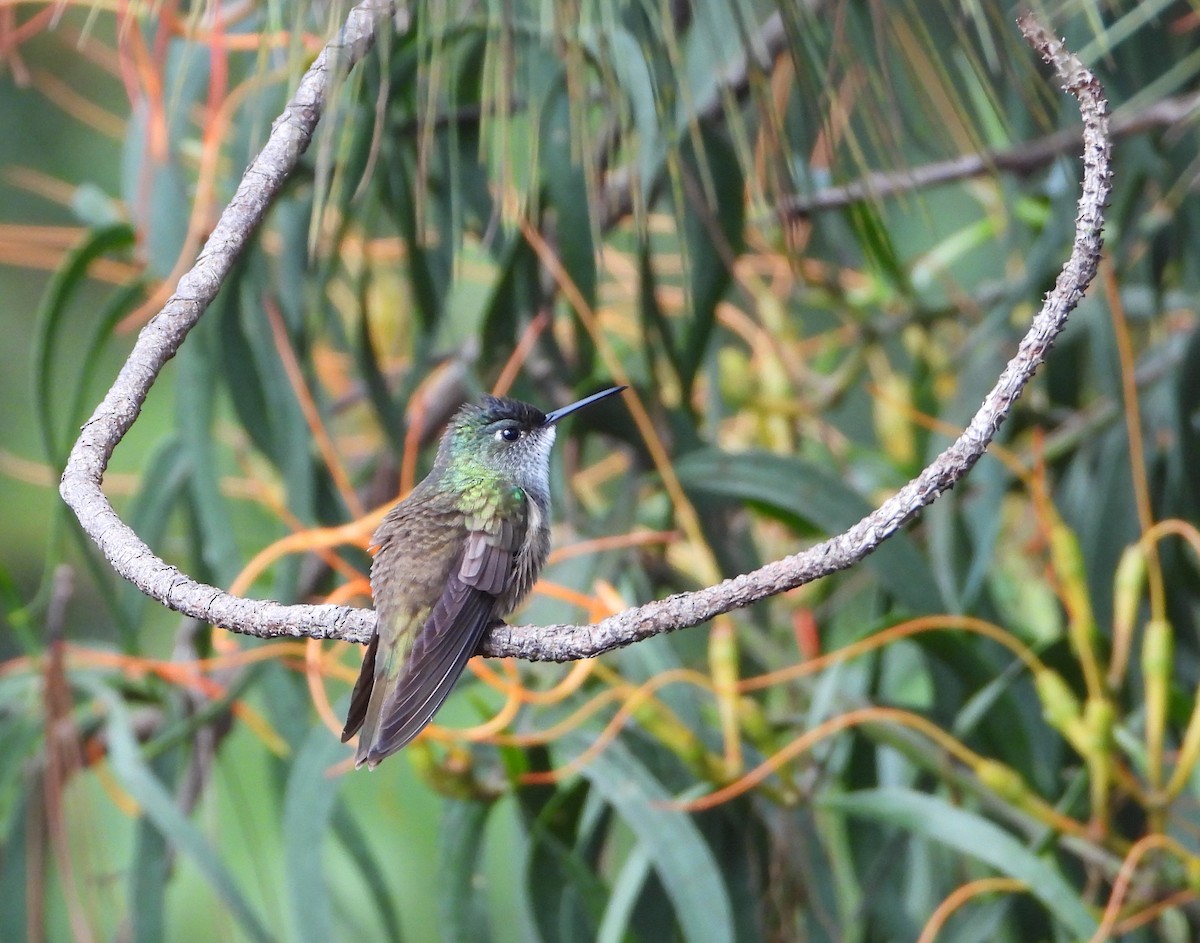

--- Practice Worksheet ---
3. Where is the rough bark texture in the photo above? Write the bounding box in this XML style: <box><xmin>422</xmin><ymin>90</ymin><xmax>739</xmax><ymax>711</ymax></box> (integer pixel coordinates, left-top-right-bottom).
<box><xmin>60</xmin><ymin>11</ymin><xmax>1111</xmax><ymax>661</ymax></box>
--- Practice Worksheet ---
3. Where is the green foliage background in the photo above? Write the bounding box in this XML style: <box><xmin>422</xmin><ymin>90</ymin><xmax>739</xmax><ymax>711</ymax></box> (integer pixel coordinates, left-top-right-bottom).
<box><xmin>3</xmin><ymin>1</ymin><xmax>1200</xmax><ymax>941</ymax></box>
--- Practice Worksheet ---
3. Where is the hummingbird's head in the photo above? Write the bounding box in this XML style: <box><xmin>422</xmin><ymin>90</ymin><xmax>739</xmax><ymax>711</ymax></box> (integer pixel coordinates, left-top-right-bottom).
<box><xmin>442</xmin><ymin>387</ymin><xmax>626</xmax><ymax>492</ymax></box>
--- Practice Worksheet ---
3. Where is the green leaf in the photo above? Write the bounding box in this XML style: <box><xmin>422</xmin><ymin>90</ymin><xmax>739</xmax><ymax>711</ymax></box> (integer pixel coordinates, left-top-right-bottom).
<box><xmin>30</xmin><ymin>224</ymin><xmax>143</xmax><ymax>641</ymax></box>
<box><xmin>637</xmin><ymin>242</ymin><xmax>687</xmax><ymax>391</ymax></box>
<box><xmin>675</xmin><ymin>448</ymin><xmax>940</xmax><ymax>613</ymax></box>
<box><xmin>0</xmin><ymin>561</ymin><xmax>37</xmax><ymax>654</ymax></box>
<box><xmin>91</xmin><ymin>683</ymin><xmax>275</xmax><ymax>943</ymax></box>
<box><xmin>436</xmin><ymin>799</ymin><xmax>494</xmax><ymax>943</ymax></box>
<box><xmin>594</xmin><ymin>27</ymin><xmax>661</xmax><ymax>203</ymax></box>
<box><xmin>479</xmin><ymin>228</ymin><xmax>538</xmax><ymax>367</ymax></box>
<box><xmin>129</xmin><ymin>755</ymin><xmax>180</xmax><ymax>943</ymax></box>
<box><xmin>216</xmin><ymin>281</ymin><xmax>280</xmax><ymax>465</ymax></box>
<box><xmin>0</xmin><ymin>790</ymin><xmax>30</xmax><ymax>941</ymax></box>
<box><xmin>31</xmin><ymin>223</ymin><xmax>136</xmax><ymax>466</ymax></box>
<box><xmin>330</xmin><ymin>805</ymin><xmax>407</xmax><ymax>943</ymax></box>
<box><xmin>677</xmin><ymin>128</ymin><xmax>744</xmax><ymax>398</ymax></box>
<box><xmin>845</xmin><ymin>201</ymin><xmax>908</xmax><ymax>293</ymax></box>
<box><xmin>541</xmin><ymin>78</ymin><xmax>596</xmax><ymax>373</ymax></box>
<box><xmin>0</xmin><ymin>703</ymin><xmax>40</xmax><ymax>852</ymax></box>
<box><xmin>355</xmin><ymin>302</ymin><xmax>407</xmax><ymax>456</ymax></box>
<box><xmin>382</xmin><ymin>149</ymin><xmax>445</xmax><ymax>334</ymax></box>
<box><xmin>283</xmin><ymin>724</ymin><xmax>347</xmax><ymax>943</ymax></box>
<box><xmin>820</xmin><ymin>788</ymin><xmax>1096</xmax><ymax>937</ymax></box>
<box><xmin>62</xmin><ymin>277</ymin><xmax>146</xmax><ymax>475</ymax></box>
<box><xmin>595</xmin><ymin>843</ymin><xmax>652</xmax><ymax>943</ymax></box>
<box><xmin>227</xmin><ymin>263</ymin><xmax>319</xmax><ymax>538</ymax></box>
<box><xmin>572</xmin><ymin>735</ymin><xmax>735</xmax><ymax>943</ymax></box>
<box><xmin>515</xmin><ymin>774</ymin><xmax>607</xmax><ymax>943</ymax></box>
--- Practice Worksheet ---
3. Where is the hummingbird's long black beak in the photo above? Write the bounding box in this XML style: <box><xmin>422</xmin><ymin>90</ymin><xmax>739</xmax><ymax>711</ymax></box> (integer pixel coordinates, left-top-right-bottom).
<box><xmin>542</xmin><ymin>386</ymin><xmax>627</xmax><ymax>426</ymax></box>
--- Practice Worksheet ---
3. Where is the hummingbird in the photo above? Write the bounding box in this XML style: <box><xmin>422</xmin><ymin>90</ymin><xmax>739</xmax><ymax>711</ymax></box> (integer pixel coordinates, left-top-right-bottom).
<box><xmin>342</xmin><ymin>385</ymin><xmax>627</xmax><ymax>769</ymax></box>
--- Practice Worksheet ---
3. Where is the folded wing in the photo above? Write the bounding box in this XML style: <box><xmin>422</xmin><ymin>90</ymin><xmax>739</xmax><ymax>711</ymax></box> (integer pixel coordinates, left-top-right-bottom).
<box><xmin>357</xmin><ymin>512</ymin><xmax>525</xmax><ymax>768</ymax></box>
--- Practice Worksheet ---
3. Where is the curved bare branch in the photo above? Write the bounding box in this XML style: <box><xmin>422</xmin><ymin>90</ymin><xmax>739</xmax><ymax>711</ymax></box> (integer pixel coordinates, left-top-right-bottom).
<box><xmin>60</xmin><ymin>10</ymin><xmax>1110</xmax><ymax>661</ymax></box>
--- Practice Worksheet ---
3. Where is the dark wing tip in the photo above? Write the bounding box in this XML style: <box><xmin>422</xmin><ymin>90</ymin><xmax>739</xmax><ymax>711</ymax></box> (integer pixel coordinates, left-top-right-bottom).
<box><xmin>340</xmin><ymin>632</ymin><xmax>380</xmax><ymax>743</ymax></box>
<box><xmin>361</xmin><ymin>579</ymin><xmax>496</xmax><ymax>765</ymax></box>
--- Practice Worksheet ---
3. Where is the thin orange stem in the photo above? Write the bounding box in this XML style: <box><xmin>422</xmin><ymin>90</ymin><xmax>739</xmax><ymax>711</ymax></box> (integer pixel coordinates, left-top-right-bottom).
<box><xmin>530</xmin><ymin>580</ymin><xmax>598</xmax><ymax>612</ymax></box>
<box><xmin>1111</xmin><ymin>889</ymin><xmax>1198</xmax><ymax>935</ymax></box>
<box><xmin>491</xmin><ymin>687</ymin><xmax>628</xmax><ymax>748</ymax></box>
<box><xmin>306</xmin><ymin>639</ymin><xmax>345</xmax><ymax>738</ymax></box>
<box><xmin>226</xmin><ymin>515</ymin><xmax>382</xmax><ymax>598</ymax></box>
<box><xmin>521</xmin><ymin>668</ymin><xmax>715</xmax><ymax>783</ymax></box>
<box><xmin>263</xmin><ymin>296</ymin><xmax>364</xmax><ymax>518</ymax></box>
<box><xmin>671</xmin><ymin>707</ymin><xmax>1032</xmax><ymax>815</ymax></box>
<box><xmin>737</xmin><ymin>615</ymin><xmax>1045</xmax><ymax>694</ymax></box>
<box><xmin>546</xmin><ymin>529</ymin><xmax>679</xmax><ymax>564</ymax></box>
<box><xmin>492</xmin><ymin>310</ymin><xmax>549</xmax><ymax>396</ymax></box>
<box><xmin>458</xmin><ymin>660</ymin><xmax>526</xmax><ymax>741</ymax></box>
<box><xmin>1086</xmin><ymin>834</ymin><xmax>1191</xmax><ymax>943</ymax></box>
<box><xmin>915</xmin><ymin>878</ymin><xmax>1027</xmax><ymax>943</ymax></box>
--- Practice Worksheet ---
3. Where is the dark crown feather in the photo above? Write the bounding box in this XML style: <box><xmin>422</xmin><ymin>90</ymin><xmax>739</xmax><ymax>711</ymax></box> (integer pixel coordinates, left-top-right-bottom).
<box><xmin>475</xmin><ymin>395</ymin><xmax>547</xmax><ymax>428</ymax></box>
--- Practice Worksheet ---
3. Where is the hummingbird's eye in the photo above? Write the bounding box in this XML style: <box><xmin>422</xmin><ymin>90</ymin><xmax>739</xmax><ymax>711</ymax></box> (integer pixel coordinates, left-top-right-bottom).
<box><xmin>496</xmin><ymin>427</ymin><xmax>521</xmax><ymax>443</ymax></box>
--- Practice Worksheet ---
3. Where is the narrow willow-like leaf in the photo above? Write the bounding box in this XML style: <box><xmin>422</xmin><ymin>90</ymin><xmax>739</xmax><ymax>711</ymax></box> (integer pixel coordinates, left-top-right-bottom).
<box><xmin>1169</xmin><ymin>327</ymin><xmax>1200</xmax><ymax>519</ymax></box>
<box><xmin>572</xmin><ymin>735</ymin><xmax>736</xmax><ymax>943</ymax></box>
<box><xmin>595</xmin><ymin>843</ymin><xmax>652</xmax><ymax>943</ymax></box>
<box><xmin>0</xmin><ymin>562</ymin><xmax>37</xmax><ymax>654</ymax></box>
<box><xmin>677</xmin><ymin>127</ymin><xmax>745</xmax><ymax>399</ymax></box>
<box><xmin>129</xmin><ymin>756</ymin><xmax>178</xmax><ymax>943</ymax></box>
<box><xmin>354</xmin><ymin>291</ymin><xmax>407</xmax><ymax>455</ymax></box>
<box><xmin>0</xmin><ymin>705</ymin><xmax>39</xmax><ymax>851</ymax></box>
<box><xmin>234</xmin><ymin>266</ymin><xmax>319</xmax><ymax>535</ymax></box>
<box><xmin>216</xmin><ymin>275</ymin><xmax>281</xmax><ymax>466</ymax></box>
<box><xmin>591</xmin><ymin>25</ymin><xmax>661</xmax><ymax>207</ymax></box>
<box><xmin>0</xmin><ymin>790</ymin><xmax>29</xmax><ymax>942</ymax></box>
<box><xmin>845</xmin><ymin>201</ymin><xmax>909</xmax><ymax>294</ymax></box>
<box><xmin>821</xmin><ymin>788</ymin><xmax>1096</xmax><ymax>937</ymax></box>
<box><xmin>514</xmin><ymin>773</ymin><xmax>606</xmax><ymax>943</ymax></box>
<box><xmin>91</xmin><ymin>683</ymin><xmax>275</xmax><ymax>943</ymax></box>
<box><xmin>542</xmin><ymin>79</ymin><xmax>597</xmax><ymax>373</ymax></box>
<box><xmin>283</xmin><ymin>724</ymin><xmax>346</xmax><ymax>943</ymax></box>
<box><xmin>436</xmin><ymin>798</ymin><xmax>494</xmax><ymax>943</ymax></box>
<box><xmin>330</xmin><ymin>804</ymin><xmax>407</xmax><ymax>943</ymax></box>
<box><xmin>383</xmin><ymin>151</ymin><xmax>444</xmax><ymax>334</ymax></box>
<box><xmin>31</xmin><ymin>223</ymin><xmax>135</xmax><ymax>466</ymax></box>
<box><xmin>65</xmin><ymin>277</ymin><xmax>146</xmax><ymax>464</ymax></box>
<box><xmin>479</xmin><ymin>229</ymin><xmax>537</xmax><ymax>368</ymax></box>
<box><xmin>637</xmin><ymin>242</ymin><xmax>687</xmax><ymax>390</ymax></box>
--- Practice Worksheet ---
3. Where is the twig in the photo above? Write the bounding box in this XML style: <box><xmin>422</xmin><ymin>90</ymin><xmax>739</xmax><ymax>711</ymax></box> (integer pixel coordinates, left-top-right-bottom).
<box><xmin>778</xmin><ymin>91</ymin><xmax>1190</xmax><ymax>218</ymax></box>
<box><xmin>59</xmin><ymin>10</ymin><xmax>1111</xmax><ymax>662</ymax></box>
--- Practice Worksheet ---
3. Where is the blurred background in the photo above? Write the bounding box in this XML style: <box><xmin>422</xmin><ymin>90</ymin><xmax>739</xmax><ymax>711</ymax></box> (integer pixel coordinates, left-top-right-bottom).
<box><xmin>3</xmin><ymin>1</ymin><xmax>1200</xmax><ymax>940</ymax></box>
